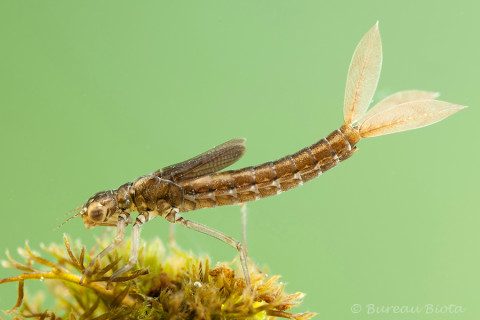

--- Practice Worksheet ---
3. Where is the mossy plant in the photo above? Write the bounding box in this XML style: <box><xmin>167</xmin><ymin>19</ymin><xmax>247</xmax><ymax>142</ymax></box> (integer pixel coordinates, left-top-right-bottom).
<box><xmin>0</xmin><ymin>234</ymin><xmax>316</xmax><ymax>319</ymax></box>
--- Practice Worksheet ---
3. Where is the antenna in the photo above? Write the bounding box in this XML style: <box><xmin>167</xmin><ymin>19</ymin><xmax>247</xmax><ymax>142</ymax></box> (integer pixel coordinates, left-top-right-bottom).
<box><xmin>54</xmin><ymin>206</ymin><xmax>83</xmax><ymax>230</ymax></box>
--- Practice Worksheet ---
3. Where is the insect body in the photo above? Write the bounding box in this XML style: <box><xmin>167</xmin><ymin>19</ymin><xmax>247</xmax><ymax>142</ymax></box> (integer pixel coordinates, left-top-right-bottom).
<box><xmin>178</xmin><ymin>125</ymin><xmax>359</xmax><ymax>211</ymax></box>
<box><xmin>77</xmin><ymin>23</ymin><xmax>465</xmax><ymax>286</ymax></box>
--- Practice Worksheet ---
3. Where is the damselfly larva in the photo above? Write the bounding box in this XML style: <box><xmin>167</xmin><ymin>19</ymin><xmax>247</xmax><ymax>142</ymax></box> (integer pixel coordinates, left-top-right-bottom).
<box><xmin>75</xmin><ymin>23</ymin><xmax>465</xmax><ymax>286</ymax></box>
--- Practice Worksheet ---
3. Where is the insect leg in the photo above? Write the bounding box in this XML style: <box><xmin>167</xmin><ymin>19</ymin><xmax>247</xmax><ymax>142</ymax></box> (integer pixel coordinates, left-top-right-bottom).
<box><xmin>175</xmin><ymin>215</ymin><xmax>251</xmax><ymax>287</ymax></box>
<box><xmin>240</xmin><ymin>204</ymin><xmax>262</xmax><ymax>274</ymax></box>
<box><xmin>109</xmin><ymin>213</ymin><xmax>145</xmax><ymax>281</ymax></box>
<box><xmin>80</xmin><ymin>213</ymin><xmax>129</xmax><ymax>284</ymax></box>
<box><xmin>169</xmin><ymin>223</ymin><xmax>176</xmax><ymax>247</ymax></box>
<box><xmin>240</xmin><ymin>203</ymin><xmax>248</xmax><ymax>256</ymax></box>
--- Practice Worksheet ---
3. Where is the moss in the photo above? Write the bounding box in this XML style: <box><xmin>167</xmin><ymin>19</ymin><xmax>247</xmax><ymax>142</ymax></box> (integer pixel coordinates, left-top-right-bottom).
<box><xmin>0</xmin><ymin>234</ymin><xmax>316</xmax><ymax>319</ymax></box>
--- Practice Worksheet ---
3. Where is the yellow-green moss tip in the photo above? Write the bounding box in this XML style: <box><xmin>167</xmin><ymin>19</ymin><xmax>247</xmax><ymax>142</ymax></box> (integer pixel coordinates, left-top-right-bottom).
<box><xmin>0</xmin><ymin>234</ymin><xmax>316</xmax><ymax>319</ymax></box>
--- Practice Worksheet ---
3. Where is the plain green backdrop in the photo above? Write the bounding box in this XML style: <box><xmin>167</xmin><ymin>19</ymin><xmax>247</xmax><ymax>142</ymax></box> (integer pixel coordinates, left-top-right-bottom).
<box><xmin>0</xmin><ymin>1</ymin><xmax>478</xmax><ymax>319</ymax></box>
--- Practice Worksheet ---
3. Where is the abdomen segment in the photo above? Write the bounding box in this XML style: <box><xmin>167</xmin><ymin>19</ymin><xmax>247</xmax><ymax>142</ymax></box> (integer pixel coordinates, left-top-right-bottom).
<box><xmin>180</xmin><ymin>125</ymin><xmax>361</xmax><ymax>211</ymax></box>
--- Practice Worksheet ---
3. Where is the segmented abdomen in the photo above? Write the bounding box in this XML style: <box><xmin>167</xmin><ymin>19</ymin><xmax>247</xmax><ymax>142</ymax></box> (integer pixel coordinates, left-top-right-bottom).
<box><xmin>180</xmin><ymin>125</ymin><xmax>361</xmax><ymax>211</ymax></box>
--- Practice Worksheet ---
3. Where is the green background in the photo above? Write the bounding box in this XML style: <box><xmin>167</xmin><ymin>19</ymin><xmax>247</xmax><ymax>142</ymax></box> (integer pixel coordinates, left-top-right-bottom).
<box><xmin>0</xmin><ymin>1</ymin><xmax>478</xmax><ymax>319</ymax></box>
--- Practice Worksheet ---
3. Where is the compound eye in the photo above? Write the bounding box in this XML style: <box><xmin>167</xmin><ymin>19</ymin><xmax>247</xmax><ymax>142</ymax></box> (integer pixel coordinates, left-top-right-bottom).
<box><xmin>88</xmin><ymin>203</ymin><xmax>107</xmax><ymax>222</ymax></box>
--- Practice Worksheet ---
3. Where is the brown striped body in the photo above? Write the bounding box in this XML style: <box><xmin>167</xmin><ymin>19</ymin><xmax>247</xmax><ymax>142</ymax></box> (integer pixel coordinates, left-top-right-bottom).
<box><xmin>179</xmin><ymin>125</ymin><xmax>361</xmax><ymax>212</ymax></box>
<box><xmin>82</xmin><ymin>125</ymin><xmax>361</xmax><ymax>228</ymax></box>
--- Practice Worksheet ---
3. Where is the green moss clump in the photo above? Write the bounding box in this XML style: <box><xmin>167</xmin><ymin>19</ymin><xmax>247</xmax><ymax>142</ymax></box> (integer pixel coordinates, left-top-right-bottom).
<box><xmin>0</xmin><ymin>234</ymin><xmax>316</xmax><ymax>320</ymax></box>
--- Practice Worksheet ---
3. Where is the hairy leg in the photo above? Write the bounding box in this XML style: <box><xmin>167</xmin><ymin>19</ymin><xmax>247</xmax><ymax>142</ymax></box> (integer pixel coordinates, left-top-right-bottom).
<box><xmin>80</xmin><ymin>213</ymin><xmax>129</xmax><ymax>284</ymax></box>
<box><xmin>108</xmin><ymin>213</ymin><xmax>145</xmax><ymax>281</ymax></box>
<box><xmin>169</xmin><ymin>223</ymin><xmax>176</xmax><ymax>247</ymax></box>
<box><xmin>175</xmin><ymin>215</ymin><xmax>251</xmax><ymax>287</ymax></box>
<box><xmin>240</xmin><ymin>203</ymin><xmax>248</xmax><ymax>255</ymax></box>
<box><xmin>239</xmin><ymin>203</ymin><xmax>262</xmax><ymax>274</ymax></box>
